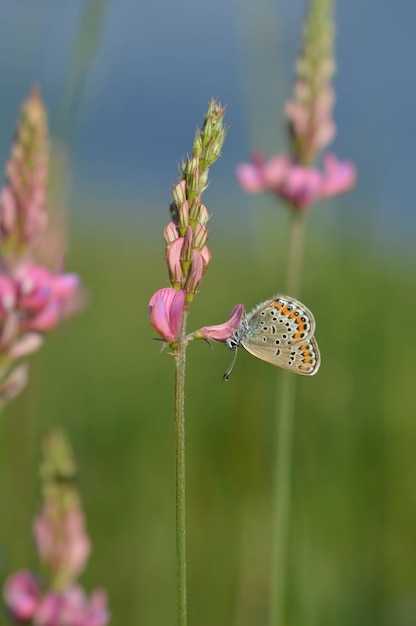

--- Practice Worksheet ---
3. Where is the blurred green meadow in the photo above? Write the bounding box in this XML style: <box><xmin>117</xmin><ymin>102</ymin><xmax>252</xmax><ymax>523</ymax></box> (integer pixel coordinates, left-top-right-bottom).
<box><xmin>0</xmin><ymin>208</ymin><xmax>415</xmax><ymax>626</ymax></box>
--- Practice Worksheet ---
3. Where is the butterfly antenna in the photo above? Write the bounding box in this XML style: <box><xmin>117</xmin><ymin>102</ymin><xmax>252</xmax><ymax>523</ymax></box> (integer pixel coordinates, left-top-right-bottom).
<box><xmin>222</xmin><ymin>347</ymin><xmax>239</xmax><ymax>381</ymax></box>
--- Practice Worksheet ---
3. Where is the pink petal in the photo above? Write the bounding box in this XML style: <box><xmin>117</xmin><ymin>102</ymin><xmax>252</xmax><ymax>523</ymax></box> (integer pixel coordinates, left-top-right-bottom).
<box><xmin>34</xmin><ymin>591</ymin><xmax>63</xmax><ymax>626</ymax></box>
<box><xmin>262</xmin><ymin>155</ymin><xmax>291</xmax><ymax>188</ymax></box>
<box><xmin>3</xmin><ymin>570</ymin><xmax>40</xmax><ymax>620</ymax></box>
<box><xmin>236</xmin><ymin>163</ymin><xmax>265</xmax><ymax>193</ymax></box>
<box><xmin>192</xmin><ymin>304</ymin><xmax>245</xmax><ymax>342</ymax></box>
<box><xmin>24</xmin><ymin>300</ymin><xmax>61</xmax><ymax>332</ymax></box>
<box><xmin>279</xmin><ymin>166</ymin><xmax>323</xmax><ymax>209</ymax></box>
<box><xmin>16</xmin><ymin>265</ymin><xmax>53</xmax><ymax>311</ymax></box>
<box><xmin>9</xmin><ymin>333</ymin><xmax>43</xmax><ymax>358</ymax></box>
<box><xmin>321</xmin><ymin>153</ymin><xmax>357</xmax><ymax>198</ymax></box>
<box><xmin>52</xmin><ymin>273</ymin><xmax>79</xmax><ymax>299</ymax></box>
<box><xmin>149</xmin><ymin>288</ymin><xmax>186</xmax><ymax>342</ymax></box>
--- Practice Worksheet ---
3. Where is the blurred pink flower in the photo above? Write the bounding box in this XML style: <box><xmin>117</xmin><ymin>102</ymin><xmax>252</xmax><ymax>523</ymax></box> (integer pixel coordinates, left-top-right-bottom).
<box><xmin>236</xmin><ymin>152</ymin><xmax>290</xmax><ymax>193</ymax></box>
<box><xmin>33</xmin><ymin>504</ymin><xmax>91</xmax><ymax>588</ymax></box>
<box><xmin>149</xmin><ymin>288</ymin><xmax>186</xmax><ymax>343</ymax></box>
<box><xmin>236</xmin><ymin>151</ymin><xmax>356</xmax><ymax>211</ymax></box>
<box><xmin>192</xmin><ymin>304</ymin><xmax>245</xmax><ymax>342</ymax></box>
<box><xmin>15</xmin><ymin>264</ymin><xmax>79</xmax><ymax>332</ymax></box>
<box><xmin>278</xmin><ymin>165</ymin><xmax>323</xmax><ymax>209</ymax></box>
<box><xmin>34</xmin><ymin>586</ymin><xmax>109</xmax><ymax>626</ymax></box>
<box><xmin>320</xmin><ymin>153</ymin><xmax>357</xmax><ymax>198</ymax></box>
<box><xmin>3</xmin><ymin>570</ymin><xmax>40</xmax><ymax>621</ymax></box>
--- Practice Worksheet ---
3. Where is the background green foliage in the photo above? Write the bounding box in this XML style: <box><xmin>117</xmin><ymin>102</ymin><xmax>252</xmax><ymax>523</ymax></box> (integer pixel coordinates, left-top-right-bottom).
<box><xmin>1</xmin><ymin>207</ymin><xmax>415</xmax><ymax>626</ymax></box>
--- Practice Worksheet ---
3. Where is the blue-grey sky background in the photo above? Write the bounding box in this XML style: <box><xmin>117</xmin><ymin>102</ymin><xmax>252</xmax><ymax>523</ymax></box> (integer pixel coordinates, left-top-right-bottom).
<box><xmin>0</xmin><ymin>0</ymin><xmax>415</xmax><ymax>246</ymax></box>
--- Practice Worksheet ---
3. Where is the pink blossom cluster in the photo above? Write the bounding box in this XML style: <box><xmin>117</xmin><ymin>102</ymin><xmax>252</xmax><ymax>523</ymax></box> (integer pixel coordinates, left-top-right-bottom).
<box><xmin>149</xmin><ymin>288</ymin><xmax>244</xmax><ymax>345</ymax></box>
<box><xmin>164</xmin><ymin>179</ymin><xmax>211</xmax><ymax>296</ymax></box>
<box><xmin>3</xmin><ymin>431</ymin><xmax>109</xmax><ymax>626</ymax></box>
<box><xmin>3</xmin><ymin>571</ymin><xmax>108</xmax><ymax>626</ymax></box>
<box><xmin>0</xmin><ymin>264</ymin><xmax>78</xmax><ymax>335</ymax></box>
<box><xmin>0</xmin><ymin>263</ymin><xmax>79</xmax><ymax>401</ymax></box>
<box><xmin>33</xmin><ymin>504</ymin><xmax>91</xmax><ymax>590</ymax></box>
<box><xmin>236</xmin><ymin>151</ymin><xmax>356</xmax><ymax>211</ymax></box>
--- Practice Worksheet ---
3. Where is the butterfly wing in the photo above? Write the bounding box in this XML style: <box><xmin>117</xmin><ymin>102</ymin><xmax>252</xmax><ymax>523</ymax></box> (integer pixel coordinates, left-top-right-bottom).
<box><xmin>240</xmin><ymin>295</ymin><xmax>320</xmax><ymax>375</ymax></box>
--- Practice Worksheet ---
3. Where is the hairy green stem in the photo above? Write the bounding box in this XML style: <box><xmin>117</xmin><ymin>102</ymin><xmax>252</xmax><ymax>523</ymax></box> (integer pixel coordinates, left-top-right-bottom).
<box><xmin>174</xmin><ymin>308</ymin><xmax>189</xmax><ymax>626</ymax></box>
<box><xmin>269</xmin><ymin>210</ymin><xmax>306</xmax><ymax>626</ymax></box>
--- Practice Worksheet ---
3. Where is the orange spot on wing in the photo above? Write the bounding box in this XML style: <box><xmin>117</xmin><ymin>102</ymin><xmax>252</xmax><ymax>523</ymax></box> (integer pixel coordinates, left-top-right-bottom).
<box><xmin>294</xmin><ymin>332</ymin><xmax>303</xmax><ymax>340</ymax></box>
<box><xmin>273</xmin><ymin>301</ymin><xmax>283</xmax><ymax>310</ymax></box>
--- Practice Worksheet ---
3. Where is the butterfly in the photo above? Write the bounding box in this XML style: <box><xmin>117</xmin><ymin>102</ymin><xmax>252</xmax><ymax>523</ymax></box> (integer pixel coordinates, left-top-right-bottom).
<box><xmin>224</xmin><ymin>294</ymin><xmax>320</xmax><ymax>380</ymax></box>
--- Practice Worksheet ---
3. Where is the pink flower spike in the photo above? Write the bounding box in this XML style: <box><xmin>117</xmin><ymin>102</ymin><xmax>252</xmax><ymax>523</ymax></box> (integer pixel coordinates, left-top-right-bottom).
<box><xmin>3</xmin><ymin>570</ymin><xmax>40</xmax><ymax>621</ymax></box>
<box><xmin>149</xmin><ymin>288</ymin><xmax>186</xmax><ymax>343</ymax></box>
<box><xmin>320</xmin><ymin>153</ymin><xmax>357</xmax><ymax>199</ymax></box>
<box><xmin>192</xmin><ymin>304</ymin><xmax>245</xmax><ymax>342</ymax></box>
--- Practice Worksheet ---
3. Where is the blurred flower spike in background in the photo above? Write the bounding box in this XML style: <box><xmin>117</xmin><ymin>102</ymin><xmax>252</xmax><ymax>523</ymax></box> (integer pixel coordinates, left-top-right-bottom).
<box><xmin>3</xmin><ymin>430</ymin><xmax>110</xmax><ymax>626</ymax></box>
<box><xmin>236</xmin><ymin>0</ymin><xmax>356</xmax><ymax>210</ymax></box>
<box><xmin>0</xmin><ymin>87</ymin><xmax>81</xmax><ymax>408</ymax></box>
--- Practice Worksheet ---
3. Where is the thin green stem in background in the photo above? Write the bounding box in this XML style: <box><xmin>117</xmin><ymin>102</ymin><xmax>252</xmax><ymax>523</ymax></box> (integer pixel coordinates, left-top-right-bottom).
<box><xmin>269</xmin><ymin>210</ymin><xmax>306</xmax><ymax>626</ymax></box>
<box><xmin>174</xmin><ymin>308</ymin><xmax>189</xmax><ymax>626</ymax></box>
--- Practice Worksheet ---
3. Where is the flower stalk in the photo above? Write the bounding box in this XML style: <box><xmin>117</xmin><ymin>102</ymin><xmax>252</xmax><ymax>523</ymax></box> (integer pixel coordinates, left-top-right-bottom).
<box><xmin>174</xmin><ymin>308</ymin><xmax>189</xmax><ymax>626</ymax></box>
<box><xmin>149</xmin><ymin>99</ymin><xmax>227</xmax><ymax>626</ymax></box>
<box><xmin>235</xmin><ymin>1</ymin><xmax>357</xmax><ymax>624</ymax></box>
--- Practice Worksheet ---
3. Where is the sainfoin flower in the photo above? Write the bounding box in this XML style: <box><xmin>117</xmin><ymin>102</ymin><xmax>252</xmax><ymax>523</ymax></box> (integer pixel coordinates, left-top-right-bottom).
<box><xmin>16</xmin><ymin>264</ymin><xmax>79</xmax><ymax>332</ymax></box>
<box><xmin>3</xmin><ymin>575</ymin><xmax>109</xmax><ymax>626</ymax></box>
<box><xmin>2</xmin><ymin>431</ymin><xmax>109</xmax><ymax>625</ymax></box>
<box><xmin>3</xmin><ymin>570</ymin><xmax>40</xmax><ymax>621</ymax></box>
<box><xmin>35</xmin><ymin>586</ymin><xmax>109</xmax><ymax>626</ymax></box>
<box><xmin>149</xmin><ymin>288</ymin><xmax>186</xmax><ymax>343</ymax></box>
<box><xmin>33</xmin><ymin>504</ymin><xmax>91</xmax><ymax>588</ymax></box>
<box><xmin>0</xmin><ymin>87</ymin><xmax>82</xmax><ymax>407</ymax></box>
<box><xmin>191</xmin><ymin>304</ymin><xmax>245</xmax><ymax>342</ymax></box>
<box><xmin>236</xmin><ymin>152</ymin><xmax>356</xmax><ymax>211</ymax></box>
